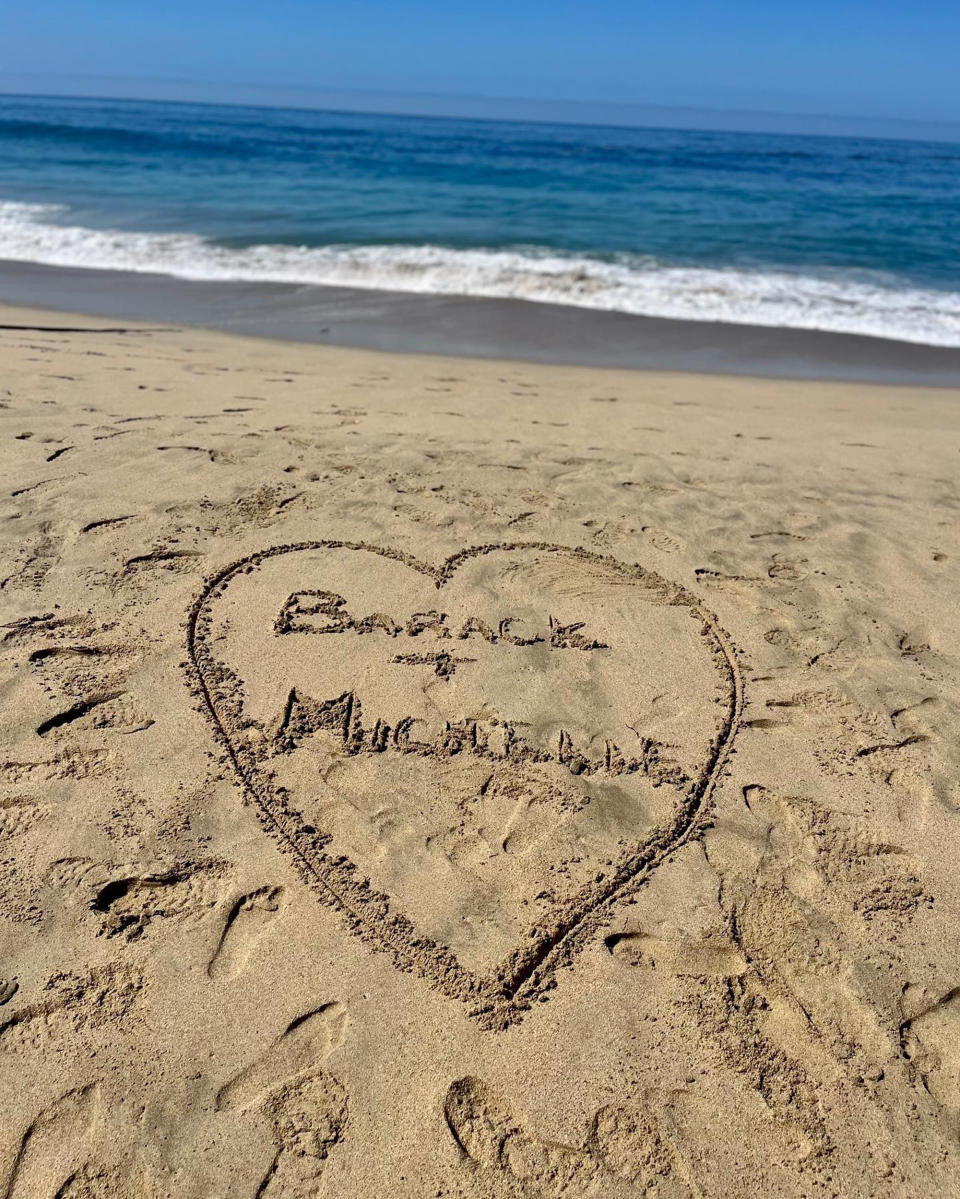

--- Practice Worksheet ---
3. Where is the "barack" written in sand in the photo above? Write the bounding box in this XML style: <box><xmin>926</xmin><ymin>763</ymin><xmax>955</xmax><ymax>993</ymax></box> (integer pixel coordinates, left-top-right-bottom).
<box><xmin>274</xmin><ymin>589</ymin><xmax>609</xmax><ymax>651</ymax></box>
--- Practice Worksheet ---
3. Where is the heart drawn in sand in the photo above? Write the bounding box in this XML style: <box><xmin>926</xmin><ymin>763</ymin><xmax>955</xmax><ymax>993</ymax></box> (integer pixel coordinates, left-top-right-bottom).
<box><xmin>187</xmin><ymin>541</ymin><xmax>743</xmax><ymax>1028</ymax></box>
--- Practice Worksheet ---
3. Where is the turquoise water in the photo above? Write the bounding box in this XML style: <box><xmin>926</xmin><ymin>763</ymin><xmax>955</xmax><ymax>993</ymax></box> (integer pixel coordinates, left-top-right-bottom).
<box><xmin>1</xmin><ymin>93</ymin><xmax>959</xmax><ymax>345</ymax></box>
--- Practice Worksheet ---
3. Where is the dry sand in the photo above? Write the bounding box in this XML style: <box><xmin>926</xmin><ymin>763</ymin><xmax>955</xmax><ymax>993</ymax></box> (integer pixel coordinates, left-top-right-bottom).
<box><xmin>1</xmin><ymin>304</ymin><xmax>959</xmax><ymax>1197</ymax></box>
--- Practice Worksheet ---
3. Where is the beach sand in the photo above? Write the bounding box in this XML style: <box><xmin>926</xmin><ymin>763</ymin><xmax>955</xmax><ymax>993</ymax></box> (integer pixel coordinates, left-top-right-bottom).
<box><xmin>1</xmin><ymin>303</ymin><xmax>959</xmax><ymax>1197</ymax></box>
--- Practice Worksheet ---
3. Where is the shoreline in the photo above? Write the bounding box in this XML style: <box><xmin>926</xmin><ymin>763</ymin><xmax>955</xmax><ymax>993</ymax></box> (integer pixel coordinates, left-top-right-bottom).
<box><xmin>4</xmin><ymin>258</ymin><xmax>960</xmax><ymax>385</ymax></box>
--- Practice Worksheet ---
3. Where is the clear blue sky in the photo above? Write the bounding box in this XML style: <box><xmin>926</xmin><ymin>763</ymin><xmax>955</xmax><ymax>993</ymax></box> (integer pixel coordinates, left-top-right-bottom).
<box><xmin>2</xmin><ymin>1</ymin><xmax>960</xmax><ymax>135</ymax></box>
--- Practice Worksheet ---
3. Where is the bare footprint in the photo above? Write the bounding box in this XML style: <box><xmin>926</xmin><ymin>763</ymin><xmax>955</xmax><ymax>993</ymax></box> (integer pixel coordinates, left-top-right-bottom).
<box><xmin>54</xmin><ymin>1161</ymin><xmax>155</xmax><ymax>1199</ymax></box>
<box><xmin>216</xmin><ymin>1001</ymin><xmax>347</xmax><ymax>1113</ymax></box>
<box><xmin>217</xmin><ymin>1002</ymin><xmax>349</xmax><ymax>1198</ymax></box>
<box><xmin>901</xmin><ymin>985</ymin><xmax>960</xmax><ymax>1127</ymax></box>
<box><xmin>207</xmin><ymin>885</ymin><xmax>286</xmax><ymax>980</ymax></box>
<box><xmin>3</xmin><ymin>1085</ymin><xmax>100</xmax><ymax>1199</ymax></box>
<box><xmin>604</xmin><ymin>930</ymin><xmax>746</xmax><ymax>978</ymax></box>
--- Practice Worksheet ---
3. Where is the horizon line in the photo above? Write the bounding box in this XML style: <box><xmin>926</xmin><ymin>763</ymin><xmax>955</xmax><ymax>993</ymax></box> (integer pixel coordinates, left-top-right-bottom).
<box><xmin>3</xmin><ymin>76</ymin><xmax>960</xmax><ymax>145</ymax></box>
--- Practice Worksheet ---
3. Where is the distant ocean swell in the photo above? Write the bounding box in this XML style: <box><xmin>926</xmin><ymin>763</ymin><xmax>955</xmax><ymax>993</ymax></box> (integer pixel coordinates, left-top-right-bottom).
<box><xmin>2</xmin><ymin>200</ymin><xmax>959</xmax><ymax>348</ymax></box>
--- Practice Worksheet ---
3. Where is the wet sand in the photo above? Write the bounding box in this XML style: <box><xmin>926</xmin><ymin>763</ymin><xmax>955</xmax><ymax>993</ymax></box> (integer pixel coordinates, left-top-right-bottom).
<box><xmin>4</xmin><ymin>259</ymin><xmax>960</xmax><ymax>385</ymax></box>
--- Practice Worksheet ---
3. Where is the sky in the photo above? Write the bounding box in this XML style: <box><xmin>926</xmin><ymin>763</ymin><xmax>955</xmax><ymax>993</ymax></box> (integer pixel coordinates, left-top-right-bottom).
<box><xmin>2</xmin><ymin>1</ymin><xmax>960</xmax><ymax>138</ymax></box>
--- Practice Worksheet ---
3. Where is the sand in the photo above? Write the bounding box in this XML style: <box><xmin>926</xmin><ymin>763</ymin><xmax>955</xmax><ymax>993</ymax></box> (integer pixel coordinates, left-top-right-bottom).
<box><xmin>1</xmin><ymin>303</ymin><xmax>959</xmax><ymax>1197</ymax></box>
<box><xmin>6</xmin><ymin>260</ymin><xmax>960</xmax><ymax>386</ymax></box>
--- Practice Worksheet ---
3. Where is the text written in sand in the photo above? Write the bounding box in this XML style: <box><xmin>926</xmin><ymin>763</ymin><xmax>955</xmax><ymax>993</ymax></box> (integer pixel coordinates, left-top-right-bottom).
<box><xmin>189</xmin><ymin>542</ymin><xmax>743</xmax><ymax>1025</ymax></box>
<box><xmin>275</xmin><ymin>588</ymin><xmax>610</xmax><ymax>653</ymax></box>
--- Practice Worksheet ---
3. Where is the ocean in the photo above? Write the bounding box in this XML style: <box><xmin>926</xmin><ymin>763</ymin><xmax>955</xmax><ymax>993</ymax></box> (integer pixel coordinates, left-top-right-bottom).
<box><xmin>1</xmin><ymin>93</ymin><xmax>959</xmax><ymax>347</ymax></box>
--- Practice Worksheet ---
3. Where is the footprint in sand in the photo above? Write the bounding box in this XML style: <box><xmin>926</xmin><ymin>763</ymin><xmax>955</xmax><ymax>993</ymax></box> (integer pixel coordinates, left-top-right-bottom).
<box><xmin>444</xmin><ymin>1076</ymin><xmax>694</xmax><ymax>1197</ymax></box>
<box><xmin>46</xmin><ymin>856</ymin><xmax>227</xmax><ymax>941</ymax></box>
<box><xmin>2</xmin><ymin>1084</ymin><xmax>100</xmax><ymax>1199</ymax></box>
<box><xmin>767</xmin><ymin>557</ymin><xmax>807</xmax><ymax>583</ymax></box>
<box><xmin>252</xmin><ymin>1072</ymin><xmax>348</xmax><ymax>1199</ymax></box>
<box><xmin>604</xmin><ymin>929</ymin><xmax>747</xmax><ymax>979</ymax></box>
<box><xmin>48</xmin><ymin>1161</ymin><xmax>154</xmax><ymax>1199</ymax></box>
<box><xmin>207</xmin><ymin>885</ymin><xmax>286</xmax><ymax>980</ymax></box>
<box><xmin>216</xmin><ymin>1001</ymin><xmax>347</xmax><ymax>1113</ymax></box>
<box><xmin>217</xmin><ymin>1002</ymin><xmax>349</xmax><ymax>1198</ymax></box>
<box><xmin>0</xmin><ymin>964</ymin><xmax>142</xmax><ymax>1054</ymax></box>
<box><xmin>641</xmin><ymin>526</ymin><xmax>685</xmax><ymax>554</ymax></box>
<box><xmin>0</xmin><ymin>797</ymin><xmax>47</xmax><ymax>839</ymax></box>
<box><xmin>901</xmin><ymin>985</ymin><xmax>960</xmax><ymax>1127</ymax></box>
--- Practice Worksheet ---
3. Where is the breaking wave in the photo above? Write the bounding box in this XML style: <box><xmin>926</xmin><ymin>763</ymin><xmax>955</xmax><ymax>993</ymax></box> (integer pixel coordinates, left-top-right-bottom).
<box><xmin>2</xmin><ymin>200</ymin><xmax>959</xmax><ymax>347</ymax></box>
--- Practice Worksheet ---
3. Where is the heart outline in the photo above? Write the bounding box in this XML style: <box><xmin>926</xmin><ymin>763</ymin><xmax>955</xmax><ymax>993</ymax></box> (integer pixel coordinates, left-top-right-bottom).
<box><xmin>186</xmin><ymin>540</ymin><xmax>744</xmax><ymax>1029</ymax></box>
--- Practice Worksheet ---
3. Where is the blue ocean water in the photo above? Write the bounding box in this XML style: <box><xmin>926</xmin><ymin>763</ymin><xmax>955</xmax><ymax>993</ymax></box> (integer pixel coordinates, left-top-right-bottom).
<box><xmin>1</xmin><ymin>93</ymin><xmax>959</xmax><ymax>345</ymax></box>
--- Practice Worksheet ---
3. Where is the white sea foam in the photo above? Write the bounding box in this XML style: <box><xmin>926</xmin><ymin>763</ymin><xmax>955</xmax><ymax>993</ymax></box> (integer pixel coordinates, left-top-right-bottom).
<box><xmin>2</xmin><ymin>200</ymin><xmax>959</xmax><ymax>347</ymax></box>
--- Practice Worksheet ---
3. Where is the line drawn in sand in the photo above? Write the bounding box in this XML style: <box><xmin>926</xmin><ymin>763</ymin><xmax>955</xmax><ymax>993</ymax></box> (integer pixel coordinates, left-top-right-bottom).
<box><xmin>186</xmin><ymin>541</ymin><xmax>744</xmax><ymax>1028</ymax></box>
